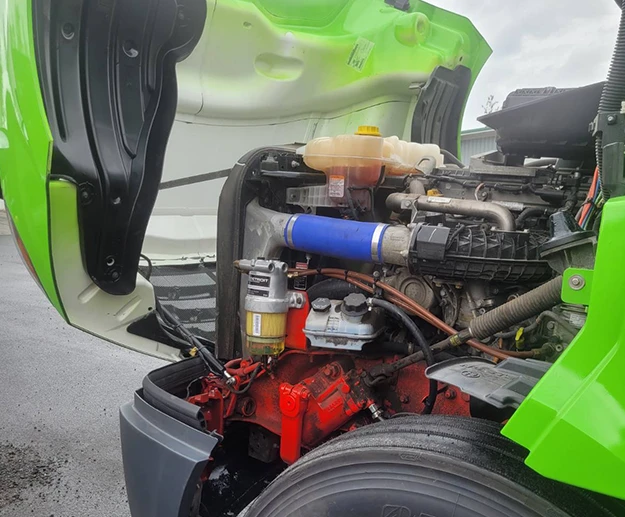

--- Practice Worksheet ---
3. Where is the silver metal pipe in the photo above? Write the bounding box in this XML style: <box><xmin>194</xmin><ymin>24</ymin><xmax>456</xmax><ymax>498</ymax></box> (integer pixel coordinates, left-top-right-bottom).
<box><xmin>408</xmin><ymin>178</ymin><xmax>426</xmax><ymax>195</ymax></box>
<box><xmin>380</xmin><ymin>225</ymin><xmax>411</xmax><ymax>266</ymax></box>
<box><xmin>386</xmin><ymin>192</ymin><xmax>516</xmax><ymax>232</ymax></box>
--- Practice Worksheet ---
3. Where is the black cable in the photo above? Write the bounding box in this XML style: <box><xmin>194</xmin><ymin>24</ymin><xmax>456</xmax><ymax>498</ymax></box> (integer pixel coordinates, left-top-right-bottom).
<box><xmin>369</xmin><ymin>298</ymin><xmax>438</xmax><ymax>414</ymax></box>
<box><xmin>140</xmin><ymin>253</ymin><xmax>153</xmax><ymax>280</ymax></box>
<box><xmin>156</xmin><ymin>300</ymin><xmax>227</xmax><ymax>377</ymax></box>
<box><xmin>515</xmin><ymin>207</ymin><xmax>556</xmax><ymax>227</ymax></box>
<box><xmin>367</xmin><ymin>338</ymin><xmax>452</xmax><ymax>387</ymax></box>
<box><xmin>155</xmin><ymin>312</ymin><xmax>196</xmax><ymax>350</ymax></box>
<box><xmin>345</xmin><ymin>188</ymin><xmax>359</xmax><ymax>220</ymax></box>
<box><xmin>227</xmin><ymin>363</ymin><xmax>262</xmax><ymax>395</ymax></box>
<box><xmin>494</xmin><ymin>319</ymin><xmax>538</xmax><ymax>340</ymax></box>
<box><xmin>441</xmin><ymin>149</ymin><xmax>466</xmax><ymax>168</ymax></box>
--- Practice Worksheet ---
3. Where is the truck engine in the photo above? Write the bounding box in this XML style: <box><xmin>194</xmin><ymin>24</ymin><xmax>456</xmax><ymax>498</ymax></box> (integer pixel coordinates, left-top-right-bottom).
<box><xmin>142</xmin><ymin>89</ymin><xmax>600</xmax><ymax>514</ymax></box>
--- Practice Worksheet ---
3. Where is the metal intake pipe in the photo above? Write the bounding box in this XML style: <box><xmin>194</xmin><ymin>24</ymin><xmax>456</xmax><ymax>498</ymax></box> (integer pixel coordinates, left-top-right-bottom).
<box><xmin>386</xmin><ymin>191</ymin><xmax>516</xmax><ymax>232</ymax></box>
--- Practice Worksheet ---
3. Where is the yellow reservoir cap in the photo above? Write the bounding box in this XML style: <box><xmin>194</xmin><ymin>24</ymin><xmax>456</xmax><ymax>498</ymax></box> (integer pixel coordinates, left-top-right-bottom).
<box><xmin>355</xmin><ymin>125</ymin><xmax>382</xmax><ymax>137</ymax></box>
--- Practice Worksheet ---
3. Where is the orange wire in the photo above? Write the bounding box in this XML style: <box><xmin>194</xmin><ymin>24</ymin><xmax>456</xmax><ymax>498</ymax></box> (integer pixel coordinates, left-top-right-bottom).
<box><xmin>578</xmin><ymin>167</ymin><xmax>598</xmax><ymax>224</ymax></box>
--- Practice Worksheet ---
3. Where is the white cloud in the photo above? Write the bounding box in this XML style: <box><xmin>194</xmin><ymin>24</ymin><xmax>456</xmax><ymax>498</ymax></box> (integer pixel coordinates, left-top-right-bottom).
<box><xmin>429</xmin><ymin>0</ymin><xmax>622</xmax><ymax>128</ymax></box>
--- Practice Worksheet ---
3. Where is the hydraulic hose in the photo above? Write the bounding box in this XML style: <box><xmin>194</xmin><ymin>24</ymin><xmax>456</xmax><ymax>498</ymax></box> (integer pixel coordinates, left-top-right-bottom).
<box><xmin>368</xmin><ymin>298</ymin><xmax>438</xmax><ymax>414</ymax></box>
<box><xmin>597</xmin><ymin>0</ymin><xmax>625</xmax><ymax>199</ymax></box>
<box><xmin>516</xmin><ymin>207</ymin><xmax>556</xmax><ymax>227</ymax></box>
<box><xmin>306</xmin><ymin>278</ymin><xmax>364</xmax><ymax>303</ymax></box>
<box><xmin>366</xmin><ymin>278</ymin><xmax>562</xmax><ymax>381</ymax></box>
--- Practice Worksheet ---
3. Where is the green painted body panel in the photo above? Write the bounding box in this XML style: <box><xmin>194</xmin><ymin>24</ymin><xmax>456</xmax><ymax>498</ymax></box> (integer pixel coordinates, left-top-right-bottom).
<box><xmin>0</xmin><ymin>1</ymin><xmax>62</xmax><ymax>312</ymax></box>
<box><xmin>233</xmin><ymin>0</ymin><xmax>491</xmax><ymax>154</ymax></box>
<box><xmin>503</xmin><ymin>197</ymin><xmax>625</xmax><ymax>500</ymax></box>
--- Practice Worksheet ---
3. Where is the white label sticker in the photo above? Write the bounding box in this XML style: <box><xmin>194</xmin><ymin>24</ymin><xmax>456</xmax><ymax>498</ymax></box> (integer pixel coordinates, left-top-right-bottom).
<box><xmin>328</xmin><ymin>175</ymin><xmax>345</xmax><ymax>198</ymax></box>
<box><xmin>347</xmin><ymin>37</ymin><xmax>374</xmax><ymax>72</ymax></box>
<box><xmin>252</xmin><ymin>313</ymin><xmax>262</xmax><ymax>337</ymax></box>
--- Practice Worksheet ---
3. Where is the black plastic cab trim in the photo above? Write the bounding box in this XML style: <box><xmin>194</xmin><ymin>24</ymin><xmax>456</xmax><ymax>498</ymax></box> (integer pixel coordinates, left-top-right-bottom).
<box><xmin>33</xmin><ymin>0</ymin><xmax>207</xmax><ymax>295</ymax></box>
<box><xmin>411</xmin><ymin>65</ymin><xmax>472</xmax><ymax>157</ymax></box>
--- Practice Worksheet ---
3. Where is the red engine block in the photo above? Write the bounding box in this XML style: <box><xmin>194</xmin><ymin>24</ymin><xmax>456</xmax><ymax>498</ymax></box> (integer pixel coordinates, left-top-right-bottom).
<box><xmin>188</xmin><ymin>351</ymin><xmax>469</xmax><ymax>465</ymax></box>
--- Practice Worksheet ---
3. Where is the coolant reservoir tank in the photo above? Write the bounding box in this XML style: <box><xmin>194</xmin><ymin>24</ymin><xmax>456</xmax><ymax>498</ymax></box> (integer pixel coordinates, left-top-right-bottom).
<box><xmin>302</xmin><ymin>129</ymin><xmax>444</xmax><ymax>200</ymax></box>
<box><xmin>384</xmin><ymin>136</ymin><xmax>443</xmax><ymax>175</ymax></box>
<box><xmin>302</xmin><ymin>126</ymin><xmax>393</xmax><ymax>200</ymax></box>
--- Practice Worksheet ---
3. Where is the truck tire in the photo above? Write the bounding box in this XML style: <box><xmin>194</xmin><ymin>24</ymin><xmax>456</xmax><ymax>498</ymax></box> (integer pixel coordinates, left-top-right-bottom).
<box><xmin>242</xmin><ymin>416</ymin><xmax>625</xmax><ymax>517</ymax></box>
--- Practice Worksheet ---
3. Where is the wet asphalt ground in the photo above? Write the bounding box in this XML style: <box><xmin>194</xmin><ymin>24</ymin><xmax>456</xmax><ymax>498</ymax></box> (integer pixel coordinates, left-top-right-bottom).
<box><xmin>0</xmin><ymin>211</ymin><xmax>165</xmax><ymax>516</ymax></box>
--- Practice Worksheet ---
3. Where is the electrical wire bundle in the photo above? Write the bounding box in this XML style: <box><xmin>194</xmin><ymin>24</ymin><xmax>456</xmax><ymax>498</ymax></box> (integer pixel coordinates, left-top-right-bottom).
<box><xmin>139</xmin><ymin>254</ymin><xmax>235</xmax><ymax>383</ymax></box>
<box><xmin>577</xmin><ymin>167</ymin><xmax>604</xmax><ymax>230</ymax></box>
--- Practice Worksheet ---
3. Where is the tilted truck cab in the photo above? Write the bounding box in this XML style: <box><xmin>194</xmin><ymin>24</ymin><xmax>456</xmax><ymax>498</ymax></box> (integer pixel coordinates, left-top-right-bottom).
<box><xmin>1</xmin><ymin>1</ymin><xmax>625</xmax><ymax>516</ymax></box>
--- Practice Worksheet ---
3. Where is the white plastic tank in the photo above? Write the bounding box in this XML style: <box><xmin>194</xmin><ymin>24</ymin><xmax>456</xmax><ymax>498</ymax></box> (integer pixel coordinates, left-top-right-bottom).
<box><xmin>302</xmin><ymin>127</ymin><xmax>444</xmax><ymax>203</ymax></box>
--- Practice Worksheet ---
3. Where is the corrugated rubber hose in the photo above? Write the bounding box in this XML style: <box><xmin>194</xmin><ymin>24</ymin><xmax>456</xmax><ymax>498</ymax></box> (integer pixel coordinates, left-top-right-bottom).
<box><xmin>465</xmin><ymin>276</ymin><xmax>563</xmax><ymax>341</ymax></box>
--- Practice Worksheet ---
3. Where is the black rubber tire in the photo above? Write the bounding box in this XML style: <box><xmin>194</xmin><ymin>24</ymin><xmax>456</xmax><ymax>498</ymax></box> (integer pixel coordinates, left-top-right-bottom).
<box><xmin>243</xmin><ymin>416</ymin><xmax>625</xmax><ymax>517</ymax></box>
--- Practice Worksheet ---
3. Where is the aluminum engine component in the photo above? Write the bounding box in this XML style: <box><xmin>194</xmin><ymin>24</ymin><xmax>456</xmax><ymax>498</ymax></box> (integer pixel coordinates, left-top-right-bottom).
<box><xmin>386</xmin><ymin>191</ymin><xmax>517</xmax><ymax>231</ymax></box>
<box><xmin>304</xmin><ymin>294</ymin><xmax>385</xmax><ymax>351</ymax></box>
<box><xmin>385</xmin><ymin>268</ymin><xmax>437</xmax><ymax>311</ymax></box>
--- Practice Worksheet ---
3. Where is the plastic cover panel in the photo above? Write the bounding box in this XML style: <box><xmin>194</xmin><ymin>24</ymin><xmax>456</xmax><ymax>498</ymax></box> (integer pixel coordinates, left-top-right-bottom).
<box><xmin>32</xmin><ymin>0</ymin><xmax>207</xmax><ymax>295</ymax></box>
<box><xmin>147</xmin><ymin>264</ymin><xmax>218</xmax><ymax>341</ymax></box>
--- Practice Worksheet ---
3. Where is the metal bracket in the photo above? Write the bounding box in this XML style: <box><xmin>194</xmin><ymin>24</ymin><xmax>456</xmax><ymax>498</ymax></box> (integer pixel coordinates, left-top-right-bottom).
<box><xmin>592</xmin><ymin>111</ymin><xmax>625</xmax><ymax>198</ymax></box>
<box><xmin>278</xmin><ymin>383</ymin><xmax>309</xmax><ymax>464</ymax></box>
<box><xmin>562</xmin><ymin>267</ymin><xmax>594</xmax><ymax>305</ymax></box>
<box><xmin>287</xmin><ymin>291</ymin><xmax>306</xmax><ymax>309</ymax></box>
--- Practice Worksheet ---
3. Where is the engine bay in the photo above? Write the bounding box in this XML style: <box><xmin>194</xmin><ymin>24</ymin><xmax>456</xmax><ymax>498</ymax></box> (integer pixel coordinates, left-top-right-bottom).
<box><xmin>145</xmin><ymin>110</ymin><xmax>600</xmax><ymax>512</ymax></box>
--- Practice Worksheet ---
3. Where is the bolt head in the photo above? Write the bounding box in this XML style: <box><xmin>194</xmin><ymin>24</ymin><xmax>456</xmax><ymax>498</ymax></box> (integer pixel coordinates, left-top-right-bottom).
<box><xmin>568</xmin><ymin>275</ymin><xmax>585</xmax><ymax>291</ymax></box>
<box><xmin>444</xmin><ymin>389</ymin><xmax>457</xmax><ymax>400</ymax></box>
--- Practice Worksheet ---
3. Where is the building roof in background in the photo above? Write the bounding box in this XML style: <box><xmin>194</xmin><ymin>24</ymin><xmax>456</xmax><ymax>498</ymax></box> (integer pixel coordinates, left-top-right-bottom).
<box><xmin>461</xmin><ymin>126</ymin><xmax>497</xmax><ymax>139</ymax></box>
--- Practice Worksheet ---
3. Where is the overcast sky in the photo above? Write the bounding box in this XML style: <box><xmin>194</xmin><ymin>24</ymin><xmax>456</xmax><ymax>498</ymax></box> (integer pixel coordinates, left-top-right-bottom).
<box><xmin>430</xmin><ymin>0</ymin><xmax>621</xmax><ymax>129</ymax></box>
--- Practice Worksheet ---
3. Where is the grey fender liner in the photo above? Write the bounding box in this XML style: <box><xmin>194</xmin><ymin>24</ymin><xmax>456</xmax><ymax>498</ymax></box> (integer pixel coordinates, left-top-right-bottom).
<box><xmin>426</xmin><ymin>357</ymin><xmax>551</xmax><ymax>409</ymax></box>
<box><xmin>120</xmin><ymin>391</ymin><xmax>221</xmax><ymax>517</ymax></box>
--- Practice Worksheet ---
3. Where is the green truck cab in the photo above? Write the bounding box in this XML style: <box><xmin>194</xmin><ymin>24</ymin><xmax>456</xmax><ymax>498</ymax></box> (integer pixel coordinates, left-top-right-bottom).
<box><xmin>1</xmin><ymin>1</ymin><xmax>624</xmax><ymax>516</ymax></box>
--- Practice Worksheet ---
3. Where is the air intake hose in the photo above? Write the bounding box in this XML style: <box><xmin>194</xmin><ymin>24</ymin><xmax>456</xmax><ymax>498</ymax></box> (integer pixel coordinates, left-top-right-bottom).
<box><xmin>597</xmin><ymin>0</ymin><xmax>625</xmax><ymax>199</ymax></box>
